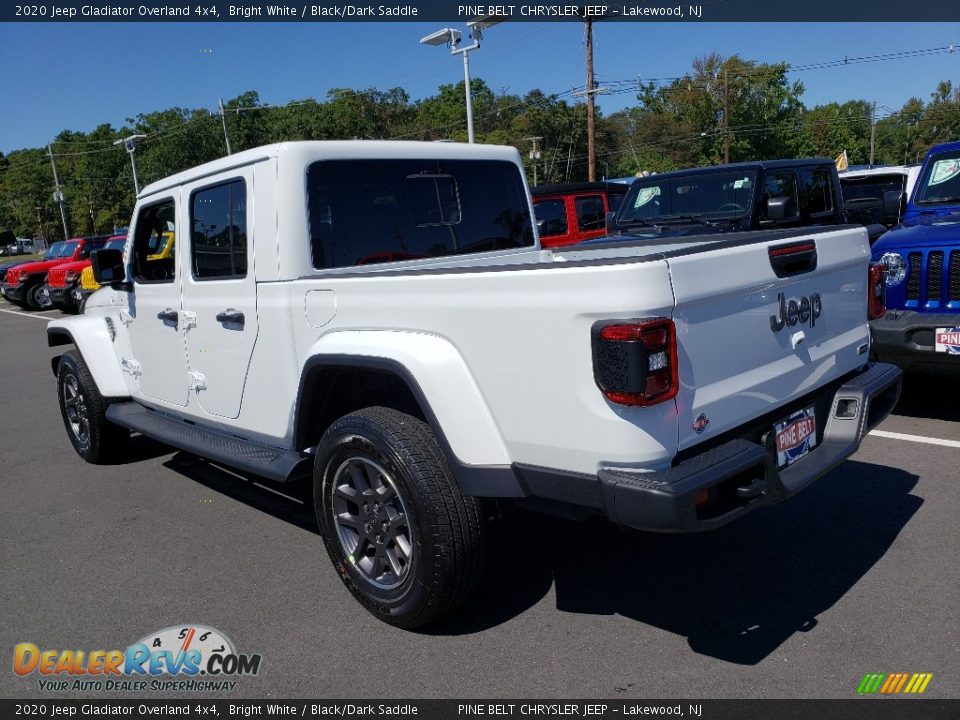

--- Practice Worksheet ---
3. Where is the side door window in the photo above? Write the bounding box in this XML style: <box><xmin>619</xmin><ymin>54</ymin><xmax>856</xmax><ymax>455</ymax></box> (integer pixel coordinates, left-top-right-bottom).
<box><xmin>803</xmin><ymin>168</ymin><xmax>835</xmax><ymax>221</ymax></box>
<box><xmin>132</xmin><ymin>200</ymin><xmax>177</xmax><ymax>284</ymax></box>
<box><xmin>760</xmin><ymin>171</ymin><xmax>800</xmax><ymax>223</ymax></box>
<box><xmin>534</xmin><ymin>199</ymin><xmax>568</xmax><ymax>239</ymax></box>
<box><xmin>575</xmin><ymin>195</ymin><xmax>606</xmax><ymax>232</ymax></box>
<box><xmin>191</xmin><ymin>179</ymin><xmax>247</xmax><ymax>279</ymax></box>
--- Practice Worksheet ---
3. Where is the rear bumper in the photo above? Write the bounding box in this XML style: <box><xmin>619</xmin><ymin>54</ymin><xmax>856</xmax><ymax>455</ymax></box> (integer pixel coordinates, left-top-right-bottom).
<box><xmin>514</xmin><ymin>362</ymin><xmax>902</xmax><ymax>533</ymax></box>
<box><xmin>871</xmin><ymin>310</ymin><xmax>960</xmax><ymax>374</ymax></box>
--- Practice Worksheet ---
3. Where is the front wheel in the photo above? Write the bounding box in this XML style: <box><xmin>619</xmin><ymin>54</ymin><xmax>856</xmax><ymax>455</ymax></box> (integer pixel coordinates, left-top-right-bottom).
<box><xmin>57</xmin><ymin>350</ymin><xmax>128</xmax><ymax>463</ymax></box>
<box><xmin>314</xmin><ymin>406</ymin><xmax>485</xmax><ymax>629</ymax></box>
<box><xmin>25</xmin><ymin>283</ymin><xmax>50</xmax><ymax>310</ymax></box>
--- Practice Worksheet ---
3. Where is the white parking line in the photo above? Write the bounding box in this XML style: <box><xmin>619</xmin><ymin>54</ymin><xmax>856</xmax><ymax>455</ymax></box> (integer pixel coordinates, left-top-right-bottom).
<box><xmin>0</xmin><ymin>307</ymin><xmax>56</xmax><ymax>320</ymax></box>
<box><xmin>870</xmin><ymin>429</ymin><xmax>960</xmax><ymax>449</ymax></box>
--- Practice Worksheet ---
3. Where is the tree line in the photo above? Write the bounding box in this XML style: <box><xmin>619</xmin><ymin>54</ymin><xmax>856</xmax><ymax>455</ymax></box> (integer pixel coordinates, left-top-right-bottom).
<box><xmin>1</xmin><ymin>54</ymin><xmax>958</xmax><ymax>241</ymax></box>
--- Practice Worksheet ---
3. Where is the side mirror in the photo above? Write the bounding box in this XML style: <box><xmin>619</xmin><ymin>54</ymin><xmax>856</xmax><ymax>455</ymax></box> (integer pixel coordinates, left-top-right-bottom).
<box><xmin>765</xmin><ymin>196</ymin><xmax>789</xmax><ymax>221</ymax></box>
<box><xmin>605</xmin><ymin>211</ymin><xmax>617</xmax><ymax>232</ymax></box>
<box><xmin>883</xmin><ymin>190</ymin><xmax>904</xmax><ymax>224</ymax></box>
<box><xmin>91</xmin><ymin>248</ymin><xmax>127</xmax><ymax>289</ymax></box>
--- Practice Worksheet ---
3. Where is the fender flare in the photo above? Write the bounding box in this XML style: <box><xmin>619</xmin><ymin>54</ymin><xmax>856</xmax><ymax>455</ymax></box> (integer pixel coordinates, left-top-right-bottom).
<box><xmin>294</xmin><ymin>330</ymin><xmax>525</xmax><ymax>497</ymax></box>
<box><xmin>47</xmin><ymin>316</ymin><xmax>129</xmax><ymax>398</ymax></box>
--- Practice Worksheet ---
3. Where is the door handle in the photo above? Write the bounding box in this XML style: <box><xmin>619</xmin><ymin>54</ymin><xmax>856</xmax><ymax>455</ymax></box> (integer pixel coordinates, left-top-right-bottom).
<box><xmin>215</xmin><ymin>309</ymin><xmax>245</xmax><ymax>326</ymax></box>
<box><xmin>157</xmin><ymin>308</ymin><xmax>178</xmax><ymax>324</ymax></box>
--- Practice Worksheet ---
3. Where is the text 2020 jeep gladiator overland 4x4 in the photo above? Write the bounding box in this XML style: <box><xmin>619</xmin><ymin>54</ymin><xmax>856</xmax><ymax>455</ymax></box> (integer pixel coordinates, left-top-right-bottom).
<box><xmin>48</xmin><ymin>141</ymin><xmax>902</xmax><ymax>628</ymax></box>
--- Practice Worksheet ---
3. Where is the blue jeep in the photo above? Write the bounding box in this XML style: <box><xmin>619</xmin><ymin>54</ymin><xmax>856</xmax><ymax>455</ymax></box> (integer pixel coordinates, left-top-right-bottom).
<box><xmin>872</xmin><ymin>140</ymin><xmax>960</xmax><ymax>374</ymax></box>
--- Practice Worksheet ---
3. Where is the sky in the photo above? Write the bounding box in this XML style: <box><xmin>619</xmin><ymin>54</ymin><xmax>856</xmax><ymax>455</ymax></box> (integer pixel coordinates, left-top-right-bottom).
<box><xmin>0</xmin><ymin>21</ymin><xmax>958</xmax><ymax>154</ymax></box>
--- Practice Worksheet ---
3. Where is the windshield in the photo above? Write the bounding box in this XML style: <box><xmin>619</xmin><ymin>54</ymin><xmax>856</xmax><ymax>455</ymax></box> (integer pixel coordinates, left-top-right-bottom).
<box><xmin>841</xmin><ymin>174</ymin><xmax>905</xmax><ymax>203</ymax></box>
<box><xmin>618</xmin><ymin>170</ymin><xmax>756</xmax><ymax>223</ymax></box>
<box><xmin>45</xmin><ymin>241</ymin><xmax>77</xmax><ymax>259</ymax></box>
<box><xmin>105</xmin><ymin>239</ymin><xmax>126</xmax><ymax>252</ymax></box>
<box><xmin>915</xmin><ymin>150</ymin><xmax>960</xmax><ymax>205</ymax></box>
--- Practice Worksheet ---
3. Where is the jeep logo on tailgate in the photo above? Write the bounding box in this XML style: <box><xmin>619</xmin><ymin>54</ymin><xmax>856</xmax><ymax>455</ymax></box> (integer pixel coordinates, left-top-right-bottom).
<box><xmin>770</xmin><ymin>292</ymin><xmax>822</xmax><ymax>332</ymax></box>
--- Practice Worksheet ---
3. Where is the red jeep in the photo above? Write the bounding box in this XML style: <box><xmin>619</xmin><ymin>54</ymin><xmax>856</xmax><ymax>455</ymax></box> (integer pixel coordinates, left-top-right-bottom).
<box><xmin>2</xmin><ymin>237</ymin><xmax>109</xmax><ymax>310</ymax></box>
<box><xmin>45</xmin><ymin>235</ymin><xmax>126</xmax><ymax>312</ymax></box>
<box><xmin>531</xmin><ymin>181</ymin><xmax>630</xmax><ymax>248</ymax></box>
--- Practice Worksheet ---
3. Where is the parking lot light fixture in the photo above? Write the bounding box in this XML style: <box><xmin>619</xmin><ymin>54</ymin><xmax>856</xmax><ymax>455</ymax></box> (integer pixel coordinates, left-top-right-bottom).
<box><xmin>114</xmin><ymin>134</ymin><xmax>147</xmax><ymax>195</ymax></box>
<box><xmin>420</xmin><ymin>19</ymin><xmax>500</xmax><ymax>144</ymax></box>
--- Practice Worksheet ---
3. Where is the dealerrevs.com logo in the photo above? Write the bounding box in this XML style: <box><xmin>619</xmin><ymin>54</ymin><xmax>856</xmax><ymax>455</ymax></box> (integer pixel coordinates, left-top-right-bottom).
<box><xmin>13</xmin><ymin>625</ymin><xmax>261</xmax><ymax>692</ymax></box>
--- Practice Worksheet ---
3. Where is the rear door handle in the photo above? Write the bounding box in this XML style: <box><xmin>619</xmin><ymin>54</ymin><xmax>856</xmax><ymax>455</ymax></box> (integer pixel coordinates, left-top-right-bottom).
<box><xmin>215</xmin><ymin>309</ymin><xmax>245</xmax><ymax>326</ymax></box>
<box><xmin>157</xmin><ymin>308</ymin><xmax>178</xmax><ymax>324</ymax></box>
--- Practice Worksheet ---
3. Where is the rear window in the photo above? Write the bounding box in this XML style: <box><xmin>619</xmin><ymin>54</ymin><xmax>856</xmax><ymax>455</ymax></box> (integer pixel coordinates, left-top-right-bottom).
<box><xmin>307</xmin><ymin>159</ymin><xmax>533</xmax><ymax>269</ymax></box>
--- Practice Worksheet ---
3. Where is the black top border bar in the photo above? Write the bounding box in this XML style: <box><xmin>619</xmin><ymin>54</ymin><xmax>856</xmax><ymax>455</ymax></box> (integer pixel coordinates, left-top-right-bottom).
<box><xmin>3</xmin><ymin>0</ymin><xmax>959</xmax><ymax>22</ymax></box>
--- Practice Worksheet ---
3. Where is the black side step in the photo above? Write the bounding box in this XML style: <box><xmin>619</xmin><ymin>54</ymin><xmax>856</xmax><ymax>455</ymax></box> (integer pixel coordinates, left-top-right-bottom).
<box><xmin>105</xmin><ymin>403</ymin><xmax>312</xmax><ymax>482</ymax></box>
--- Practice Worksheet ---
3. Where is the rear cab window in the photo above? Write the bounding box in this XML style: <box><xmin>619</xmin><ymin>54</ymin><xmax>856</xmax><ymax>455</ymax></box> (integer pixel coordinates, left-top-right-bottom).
<box><xmin>307</xmin><ymin>159</ymin><xmax>533</xmax><ymax>269</ymax></box>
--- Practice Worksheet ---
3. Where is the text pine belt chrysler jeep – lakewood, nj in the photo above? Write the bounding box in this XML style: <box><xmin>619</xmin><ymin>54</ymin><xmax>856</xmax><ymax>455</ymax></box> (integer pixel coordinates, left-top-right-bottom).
<box><xmin>47</xmin><ymin>140</ymin><xmax>901</xmax><ymax>628</ymax></box>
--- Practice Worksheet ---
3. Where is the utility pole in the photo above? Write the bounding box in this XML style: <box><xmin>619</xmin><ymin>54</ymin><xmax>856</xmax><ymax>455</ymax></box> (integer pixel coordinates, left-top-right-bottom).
<box><xmin>219</xmin><ymin>98</ymin><xmax>233</xmax><ymax>155</ymax></box>
<box><xmin>585</xmin><ymin>19</ymin><xmax>596</xmax><ymax>181</ymax></box>
<box><xmin>47</xmin><ymin>145</ymin><xmax>70</xmax><ymax>240</ymax></box>
<box><xmin>526</xmin><ymin>136</ymin><xmax>543</xmax><ymax>186</ymax></box>
<box><xmin>88</xmin><ymin>197</ymin><xmax>96</xmax><ymax>234</ymax></box>
<box><xmin>869</xmin><ymin>100</ymin><xmax>877</xmax><ymax>169</ymax></box>
<box><xmin>35</xmin><ymin>204</ymin><xmax>45</xmax><ymax>242</ymax></box>
<box><xmin>723</xmin><ymin>69</ymin><xmax>730</xmax><ymax>164</ymax></box>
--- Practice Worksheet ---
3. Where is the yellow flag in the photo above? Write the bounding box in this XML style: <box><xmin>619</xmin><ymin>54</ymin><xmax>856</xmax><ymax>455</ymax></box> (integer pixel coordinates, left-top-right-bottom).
<box><xmin>835</xmin><ymin>151</ymin><xmax>849</xmax><ymax>172</ymax></box>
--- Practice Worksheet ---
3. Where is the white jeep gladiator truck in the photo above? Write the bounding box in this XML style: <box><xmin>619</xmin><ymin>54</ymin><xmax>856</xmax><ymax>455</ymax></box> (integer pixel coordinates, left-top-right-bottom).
<box><xmin>48</xmin><ymin>141</ymin><xmax>902</xmax><ymax>628</ymax></box>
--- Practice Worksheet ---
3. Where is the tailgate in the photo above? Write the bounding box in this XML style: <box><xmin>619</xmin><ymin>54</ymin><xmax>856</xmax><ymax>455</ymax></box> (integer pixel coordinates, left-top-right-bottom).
<box><xmin>667</xmin><ymin>227</ymin><xmax>872</xmax><ymax>451</ymax></box>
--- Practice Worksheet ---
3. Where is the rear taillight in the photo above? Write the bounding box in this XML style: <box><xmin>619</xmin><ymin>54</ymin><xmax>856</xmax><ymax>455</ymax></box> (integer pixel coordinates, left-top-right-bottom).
<box><xmin>592</xmin><ymin>318</ymin><xmax>679</xmax><ymax>407</ymax></box>
<box><xmin>868</xmin><ymin>262</ymin><xmax>886</xmax><ymax>320</ymax></box>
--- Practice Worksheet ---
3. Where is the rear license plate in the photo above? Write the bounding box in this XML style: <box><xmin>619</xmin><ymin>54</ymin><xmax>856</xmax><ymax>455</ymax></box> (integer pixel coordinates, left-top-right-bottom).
<box><xmin>774</xmin><ymin>406</ymin><xmax>817</xmax><ymax>469</ymax></box>
<box><xmin>935</xmin><ymin>327</ymin><xmax>960</xmax><ymax>355</ymax></box>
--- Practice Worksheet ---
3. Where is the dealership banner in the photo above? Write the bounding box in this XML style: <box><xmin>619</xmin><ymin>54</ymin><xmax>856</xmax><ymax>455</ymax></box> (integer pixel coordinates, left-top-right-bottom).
<box><xmin>2</xmin><ymin>0</ymin><xmax>960</xmax><ymax>22</ymax></box>
<box><xmin>1</xmin><ymin>700</ymin><xmax>958</xmax><ymax>719</ymax></box>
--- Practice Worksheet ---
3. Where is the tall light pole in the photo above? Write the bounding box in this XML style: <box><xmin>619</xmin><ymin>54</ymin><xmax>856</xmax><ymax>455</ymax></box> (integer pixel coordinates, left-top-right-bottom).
<box><xmin>420</xmin><ymin>17</ymin><xmax>500</xmax><ymax>144</ymax></box>
<box><xmin>114</xmin><ymin>134</ymin><xmax>147</xmax><ymax>195</ymax></box>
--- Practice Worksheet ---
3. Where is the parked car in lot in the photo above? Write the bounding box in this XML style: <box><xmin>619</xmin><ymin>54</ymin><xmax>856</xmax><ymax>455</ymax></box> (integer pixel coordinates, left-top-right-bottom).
<box><xmin>0</xmin><ymin>232</ymin><xmax>35</xmax><ymax>257</ymax></box>
<box><xmin>839</xmin><ymin>165</ymin><xmax>921</xmax><ymax>229</ymax></box>
<box><xmin>871</xmin><ymin>141</ymin><xmax>960</xmax><ymax>375</ymax></box>
<box><xmin>584</xmin><ymin>158</ymin><xmax>887</xmax><ymax>247</ymax></box>
<box><xmin>48</xmin><ymin>141</ymin><xmax>900</xmax><ymax>628</ymax></box>
<box><xmin>46</xmin><ymin>235</ymin><xmax>127</xmax><ymax>313</ymax></box>
<box><xmin>531</xmin><ymin>181</ymin><xmax>630</xmax><ymax>248</ymax></box>
<box><xmin>2</xmin><ymin>236</ymin><xmax>110</xmax><ymax>310</ymax></box>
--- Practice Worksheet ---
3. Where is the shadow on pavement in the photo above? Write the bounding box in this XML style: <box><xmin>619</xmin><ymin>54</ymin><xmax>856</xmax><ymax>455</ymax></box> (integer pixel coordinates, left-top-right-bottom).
<box><xmin>161</xmin><ymin>450</ymin><xmax>919</xmax><ymax>664</ymax></box>
<box><xmin>162</xmin><ymin>452</ymin><xmax>319</xmax><ymax>535</ymax></box>
<box><xmin>432</xmin><ymin>461</ymin><xmax>920</xmax><ymax>665</ymax></box>
<box><xmin>892</xmin><ymin>372</ymin><xmax>960</xmax><ymax>422</ymax></box>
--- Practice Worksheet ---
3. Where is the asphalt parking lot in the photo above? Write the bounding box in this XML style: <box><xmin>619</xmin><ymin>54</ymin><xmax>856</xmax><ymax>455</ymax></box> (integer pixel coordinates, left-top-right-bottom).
<box><xmin>1</xmin><ymin>301</ymin><xmax>957</xmax><ymax>700</ymax></box>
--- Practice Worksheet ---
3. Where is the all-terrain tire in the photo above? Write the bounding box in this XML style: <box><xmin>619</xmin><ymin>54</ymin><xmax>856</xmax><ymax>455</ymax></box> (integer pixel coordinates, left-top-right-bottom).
<box><xmin>314</xmin><ymin>406</ymin><xmax>485</xmax><ymax>629</ymax></box>
<box><xmin>57</xmin><ymin>350</ymin><xmax>129</xmax><ymax>463</ymax></box>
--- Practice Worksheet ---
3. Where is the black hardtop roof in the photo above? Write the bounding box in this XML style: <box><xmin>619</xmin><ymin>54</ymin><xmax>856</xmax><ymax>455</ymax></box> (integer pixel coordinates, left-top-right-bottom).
<box><xmin>632</xmin><ymin>158</ymin><xmax>835</xmax><ymax>183</ymax></box>
<box><xmin>531</xmin><ymin>181</ymin><xmax>631</xmax><ymax>197</ymax></box>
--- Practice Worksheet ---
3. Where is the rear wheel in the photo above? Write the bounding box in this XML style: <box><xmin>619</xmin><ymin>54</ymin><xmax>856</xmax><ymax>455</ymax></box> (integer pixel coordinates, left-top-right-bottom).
<box><xmin>314</xmin><ymin>406</ymin><xmax>485</xmax><ymax>629</ymax></box>
<box><xmin>57</xmin><ymin>350</ymin><xmax>128</xmax><ymax>463</ymax></box>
